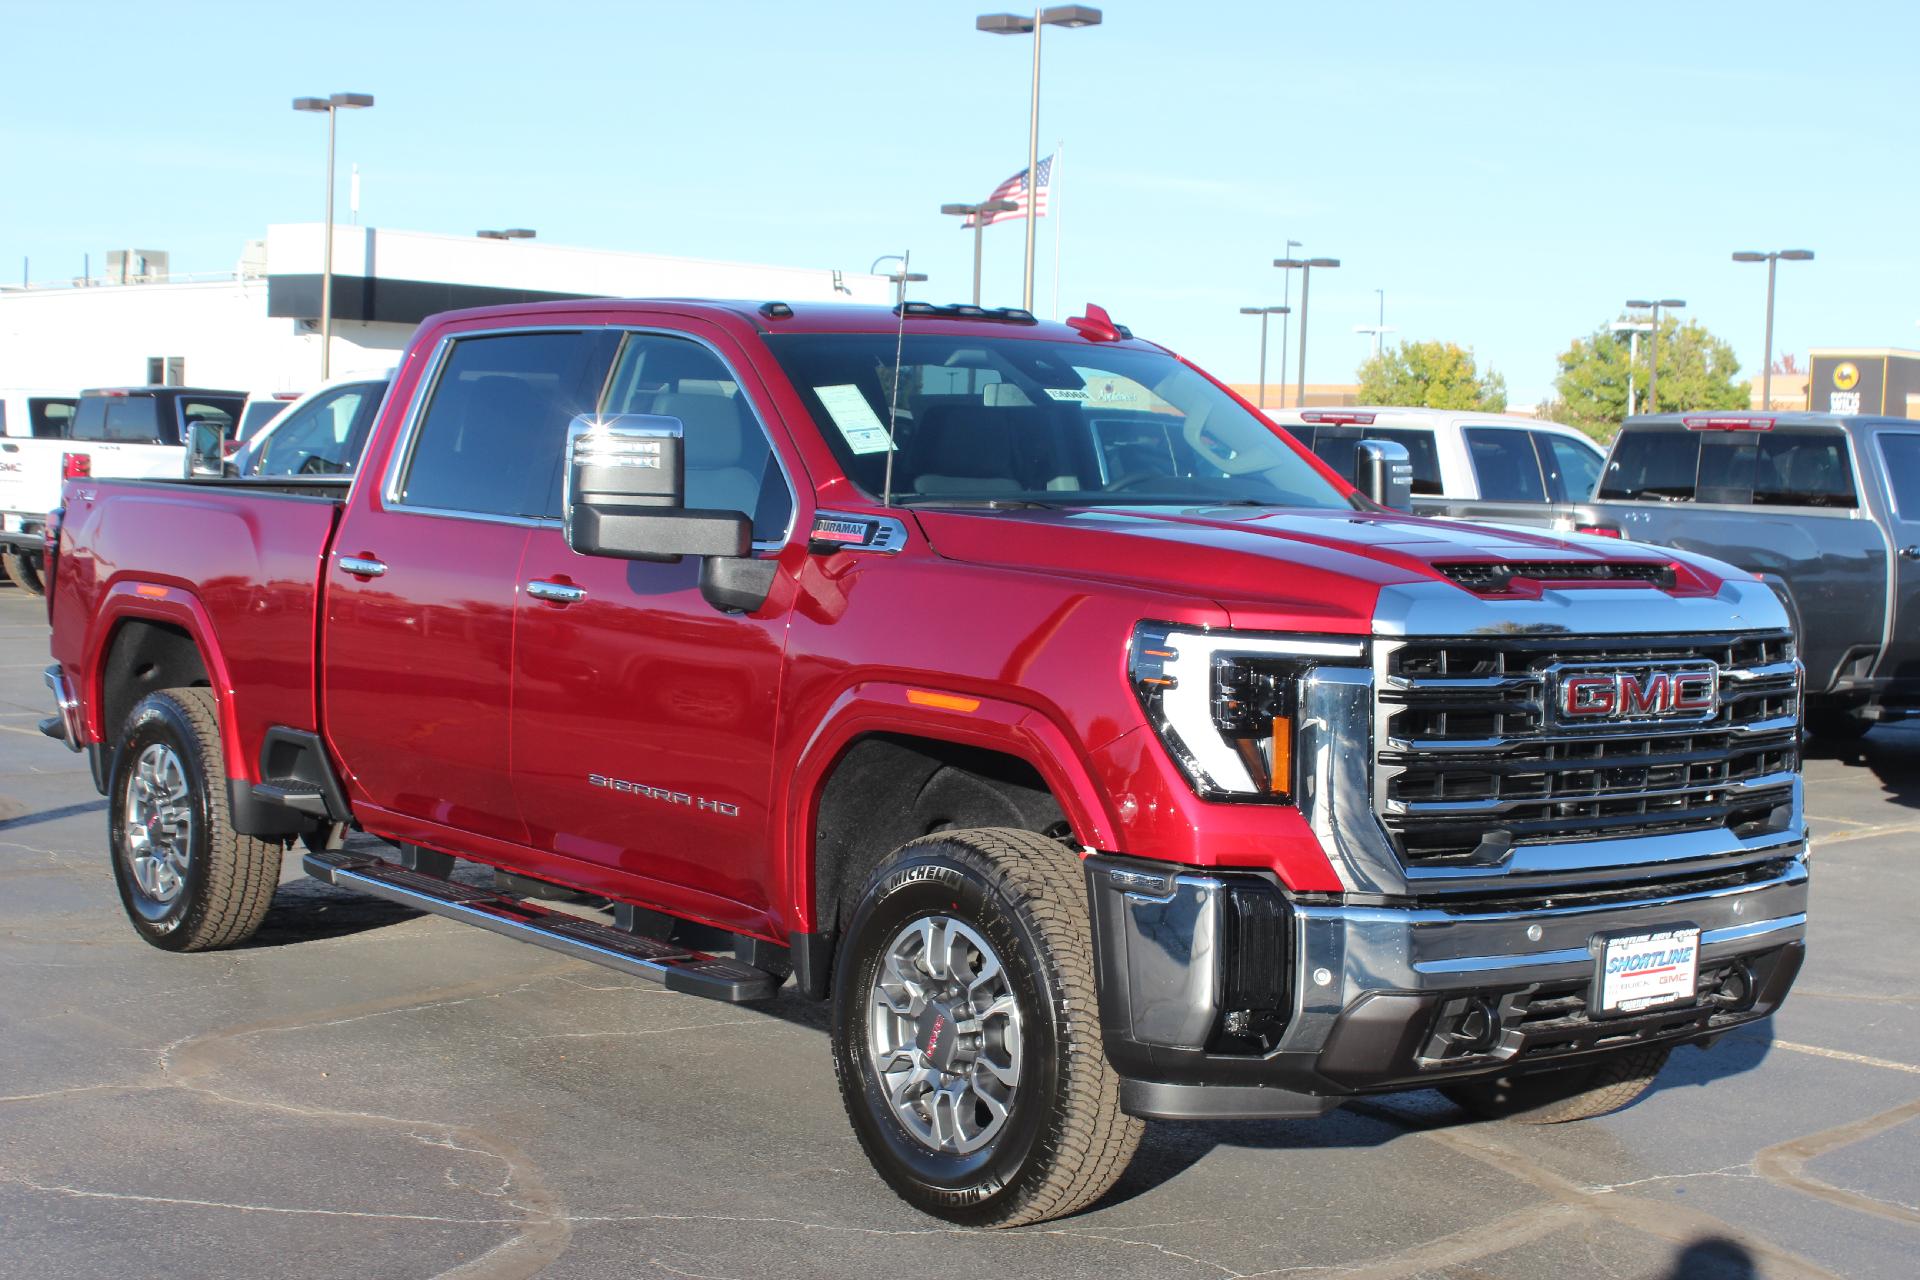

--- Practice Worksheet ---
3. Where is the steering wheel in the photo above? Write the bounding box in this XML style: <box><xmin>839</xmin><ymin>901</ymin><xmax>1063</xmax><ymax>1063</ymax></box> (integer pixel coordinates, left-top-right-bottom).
<box><xmin>297</xmin><ymin>454</ymin><xmax>331</xmax><ymax>475</ymax></box>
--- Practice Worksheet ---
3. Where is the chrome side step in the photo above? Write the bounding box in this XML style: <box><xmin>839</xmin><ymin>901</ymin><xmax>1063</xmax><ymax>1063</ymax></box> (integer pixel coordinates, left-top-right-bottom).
<box><xmin>302</xmin><ymin>849</ymin><xmax>778</xmax><ymax>1002</ymax></box>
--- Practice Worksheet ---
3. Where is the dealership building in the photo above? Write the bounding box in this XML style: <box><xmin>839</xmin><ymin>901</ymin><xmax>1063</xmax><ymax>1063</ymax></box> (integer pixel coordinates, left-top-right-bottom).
<box><xmin>0</xmin><ymin>225</ymin><xmax>895</xmax><ymax>394</ymax></box>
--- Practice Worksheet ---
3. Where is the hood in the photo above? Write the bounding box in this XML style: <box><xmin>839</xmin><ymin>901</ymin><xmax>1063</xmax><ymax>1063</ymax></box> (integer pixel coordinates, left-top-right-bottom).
<box><xmin>909</xmin><ymin>504</ymin><xmax>1724</xmax><ymax>632</ymax></box>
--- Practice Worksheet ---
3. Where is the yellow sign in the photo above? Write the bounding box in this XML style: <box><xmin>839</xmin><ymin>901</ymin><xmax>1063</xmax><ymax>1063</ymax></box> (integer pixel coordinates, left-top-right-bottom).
<box><xmin>1834</xmin><ymin>361</ymin><xmax>1860</xmax><ymax>391</ymax></box>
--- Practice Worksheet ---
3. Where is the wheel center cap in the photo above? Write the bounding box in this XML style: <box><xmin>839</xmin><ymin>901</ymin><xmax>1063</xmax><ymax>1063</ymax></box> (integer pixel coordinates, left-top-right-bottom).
<box><xmin>917</xmin><ymin>1002</ymin><xmax>964</xmax><ymax>1073</ymax></box>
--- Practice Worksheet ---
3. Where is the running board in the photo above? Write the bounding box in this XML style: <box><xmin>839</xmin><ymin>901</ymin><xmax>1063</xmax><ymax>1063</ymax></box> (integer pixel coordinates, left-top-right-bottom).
<box><xmin>302</xmin><ymin>849</ymin><xmax>779</xmax><ymax>1002</ymax></box>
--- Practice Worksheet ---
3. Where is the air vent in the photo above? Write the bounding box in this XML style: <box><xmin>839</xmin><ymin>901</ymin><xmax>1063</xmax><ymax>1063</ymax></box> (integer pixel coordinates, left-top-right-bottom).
<box><xmin>1436</xmin><ymin>561</ymin><xmax>1677</xmax><ymax>593</ymax></box>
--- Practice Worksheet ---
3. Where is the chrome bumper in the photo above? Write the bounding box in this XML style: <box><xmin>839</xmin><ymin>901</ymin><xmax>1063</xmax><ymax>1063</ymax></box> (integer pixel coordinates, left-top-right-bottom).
<box><xmin>1088</xmin><ymin>851</ymin><xmax>1807</xmax><ymax>1116</ymax></box>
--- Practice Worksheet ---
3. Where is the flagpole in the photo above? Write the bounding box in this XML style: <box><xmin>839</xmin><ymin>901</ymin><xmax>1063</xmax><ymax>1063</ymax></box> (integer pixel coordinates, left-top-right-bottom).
<box><xmin>1050</xmin><ymin>142</ymin><xmax>1064</xmax><ymax>319</ymax></box>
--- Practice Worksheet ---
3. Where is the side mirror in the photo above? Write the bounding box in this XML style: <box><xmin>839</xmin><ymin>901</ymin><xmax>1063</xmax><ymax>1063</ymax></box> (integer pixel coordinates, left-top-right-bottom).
<box><xmin>563</xmin><ymin>414</ymin><xmax>750</xmax><ymax>562</ymax></box>
<box><xmin>1353</xmin><ymin>438</ymin><xmax>1413</xmax><ymax>512</ymax></box>
<box><xmin>185</xmin><ymin>421</ymin><xmax>226</xmax><ymax>479</ymax></box>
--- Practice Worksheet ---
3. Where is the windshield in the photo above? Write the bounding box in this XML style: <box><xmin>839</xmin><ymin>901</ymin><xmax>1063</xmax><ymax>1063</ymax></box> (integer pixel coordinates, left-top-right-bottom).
<box><xmin>763</xmin><ymin>332</ymin><xmax>1354</xmax><ymax>509</ymax></box>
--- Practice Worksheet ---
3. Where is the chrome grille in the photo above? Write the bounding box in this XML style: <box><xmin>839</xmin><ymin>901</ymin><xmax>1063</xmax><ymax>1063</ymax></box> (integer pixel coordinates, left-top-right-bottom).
<box><xmin>1376</xmin><ymin>631</ymin><xmax>1799</xmax><ymax>866</ymax></box>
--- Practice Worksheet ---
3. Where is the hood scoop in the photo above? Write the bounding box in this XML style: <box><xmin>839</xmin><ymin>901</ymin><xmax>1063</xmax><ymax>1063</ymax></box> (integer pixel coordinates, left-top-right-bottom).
<box><xmin>1436</xmin><ymin>560</ymin><xmax>1677</xmax><ymax>594</ymax></box>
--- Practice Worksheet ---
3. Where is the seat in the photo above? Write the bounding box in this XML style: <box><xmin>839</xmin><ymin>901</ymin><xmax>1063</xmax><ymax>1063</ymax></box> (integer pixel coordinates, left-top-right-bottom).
<box><xmin>911</xmin><ymin>403</ymin><xmax>1027</xmax><ymax>496</ymax></box>
<box><xmin>653</xmin><ymin>390</ymin><xmax>764</xmax><ymax>518</ymax></box>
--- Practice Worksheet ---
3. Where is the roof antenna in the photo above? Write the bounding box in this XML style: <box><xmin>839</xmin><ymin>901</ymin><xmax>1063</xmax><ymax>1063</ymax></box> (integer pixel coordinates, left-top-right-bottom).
<box><xmin>881</xmin><ymin>249</ymin><xmax>910</xmax><ymax>508</ymax></box>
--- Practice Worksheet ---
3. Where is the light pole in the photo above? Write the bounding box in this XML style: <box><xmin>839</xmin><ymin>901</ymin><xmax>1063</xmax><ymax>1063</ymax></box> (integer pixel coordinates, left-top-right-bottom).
<box><xmin>976</xmin><ymin>6</ymin><xmax>1102</xmax><ymax>312</ymax></box>
<box><xmin>940</xmin><ymin>200</ymin><xmax>1019</xmax><ymax>304</ymax></box>
<box><xmin>293</xmin><ymin>92</ymin><xmax>374</xmax><ymax>378</ymax></box>
<box><xmin>477</xmin><ymin>228</ymin><xmax>536</xmax><ymax>241</ymax></box>
<box><xmin>1276</xmin><ymin>256</ymin><xmax>1339</xmax><ymax>409</ymax></box>
<box><xmin>1355</xmin><ymin>288</ymin><xmax>1395</xmax><ymax>359</ymax></box>
<box><xmin>1732</xmin><ymin>250</ymin><xmax>1814</xmax><ymax>410</ymax></box>
<box><xmin>1608</xmin><ymin>319</ymin><xmax>1654</xmax><ymax>416</ymax></box>
<box><xmin>1624</xmin><ymin>297</ymin><xmax>1684</xmax><ymax>413</ymax></box>
<box><xmin>1239</xmin><ymin>305</ymin><xmax>1290</xmax><ymax>409</ymax></box>
<box><xmin>1276</xmin><ymin>239</ymin><xmax>1300</xmax><ymax>404</ymax></box>
<box><xmin>871</xmin><ymin>255</ymin><xmax>928</xmax><ymax>308</ymax></box>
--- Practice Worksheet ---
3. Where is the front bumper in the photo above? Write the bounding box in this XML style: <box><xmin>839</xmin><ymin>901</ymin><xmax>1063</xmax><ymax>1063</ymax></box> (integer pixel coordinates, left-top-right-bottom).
<box><xmin>1087</xmin><ymin>852</ymin><xmax>1807</xmax><ymax>1120</ymax></box>
<box><xmin>0</xmin><ymin>513</ymin><xmax>45</xmax><ymax>555</ymax></box>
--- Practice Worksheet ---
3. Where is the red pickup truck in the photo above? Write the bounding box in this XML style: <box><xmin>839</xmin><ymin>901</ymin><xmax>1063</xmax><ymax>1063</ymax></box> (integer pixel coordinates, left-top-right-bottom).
<box><xmin>43</xmin><ymin>299</ymin><xmax>1808</xmax><ymax>1227</ymax></box>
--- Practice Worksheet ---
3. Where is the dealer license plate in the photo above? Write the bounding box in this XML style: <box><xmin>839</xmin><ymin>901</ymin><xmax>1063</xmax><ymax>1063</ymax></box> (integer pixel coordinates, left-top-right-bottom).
<box><xmin>1595</xmin><ymin>926</ymin><xmax>1701</xmax><ymax>1016</ymax></box>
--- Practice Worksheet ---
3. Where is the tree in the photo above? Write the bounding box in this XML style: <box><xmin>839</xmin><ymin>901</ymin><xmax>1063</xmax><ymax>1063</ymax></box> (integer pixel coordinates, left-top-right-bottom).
<box><xmin>1553</xmin><ymin>314</ymin><xmax>1746</xmax><ymax>441</ymax></box>
<box><xmin>1357</xmin><ymin>340</ymin><xmax>1507</xmax><ymax>412</ymax></box>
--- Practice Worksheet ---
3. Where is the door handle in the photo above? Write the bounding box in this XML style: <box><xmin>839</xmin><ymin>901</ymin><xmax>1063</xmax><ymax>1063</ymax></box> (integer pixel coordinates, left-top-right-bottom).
<box><xmin>338</xmin><ymin>555</ymin><xmax>388</xmax><ymax>578</ymax></box>
<box><xmin>1902</xmin><ymin>545</ymin><xmax>1920</xmax><ymax>561</ymax></box>
<box><xmin>527</xmin><ymin>580</ymin><xmax>586</xmax><ymax>604</ymax></box>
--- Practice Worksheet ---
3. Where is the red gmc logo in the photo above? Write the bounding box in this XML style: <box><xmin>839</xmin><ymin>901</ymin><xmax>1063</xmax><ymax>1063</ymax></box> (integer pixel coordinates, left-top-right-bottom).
<box><xmin>1557</xmin><ymin>664</ymin><xmax>1717</xmax><ymax>722</ymax></box>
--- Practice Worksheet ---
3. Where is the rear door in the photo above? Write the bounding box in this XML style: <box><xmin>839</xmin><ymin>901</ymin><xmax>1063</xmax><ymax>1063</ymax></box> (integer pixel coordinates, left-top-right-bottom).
<box><xmin>1869</xmin><ymin>428</ymin><xmax>1920</xmax><ymax>699</ymax></box>
<box><xmin>324</xmin><ymin>328</ymin><xmax>618</xmax><ymax>847</ymax></box>
<box><xmin>1416</xmin><ymin>425</ymin><xmax>1561</xmax><ymax>527</ymax></box>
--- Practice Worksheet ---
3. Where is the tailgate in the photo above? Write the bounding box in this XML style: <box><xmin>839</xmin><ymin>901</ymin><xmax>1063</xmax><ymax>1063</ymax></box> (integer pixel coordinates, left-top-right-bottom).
<box><xmin>0</xmin><ymin>439</ymin><xmax>65</xmax><ymax>520</ymax></box>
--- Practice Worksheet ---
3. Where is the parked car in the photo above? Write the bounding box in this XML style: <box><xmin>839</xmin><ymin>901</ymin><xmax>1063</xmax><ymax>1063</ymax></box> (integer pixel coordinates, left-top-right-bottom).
<box><xmin>0</xmin><ymin>387</ymin><xmax>78</xmax><ymax>439</ymax></box>
<box><xmin>234</xmin><ymin>390</ymin><xmax>303</xmax><ymax>446</ymax></box>
<box><xmin>1568</xmin><ymin>411</ymin><xmax>1917</xmax><ymax>738</ymax></box>
<box><xmin>1269</xmin><ymin>406</ymin><xmax>1606</xmax><ymax>527</ymax></box>
<box><xmin>233</xmin><ymin>372</ymin><xmax>390</xmax><ymax>477</ymax></box>
<box><xmin>44</xmin><ymin>300</ymin><xmax>1806</xmax><ymax>1228</ymax></box>
<box><xmin>0</xmin><ymin>385</ymin><xmax>242</xmax><ymax>594</ymax></box>
<box><xmin>0</xmin><ymin>388</ymin><xmax>79</xmax><ymax>590</ymax></box>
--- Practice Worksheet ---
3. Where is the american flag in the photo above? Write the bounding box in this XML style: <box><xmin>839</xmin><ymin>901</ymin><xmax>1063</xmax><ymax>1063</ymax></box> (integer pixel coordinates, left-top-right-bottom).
<box><xmin>964</xmin><ymin>157</ymin><xmax>1052</xmax><ymax>227</ymax></box>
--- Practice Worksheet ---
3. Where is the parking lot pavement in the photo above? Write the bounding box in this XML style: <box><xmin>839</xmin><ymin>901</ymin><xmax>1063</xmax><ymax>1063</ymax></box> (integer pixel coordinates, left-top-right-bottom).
<box><xmin>1</xmin><ymin>588</ymin><xmax>1915</xmax><ymax>1280</ymax></box>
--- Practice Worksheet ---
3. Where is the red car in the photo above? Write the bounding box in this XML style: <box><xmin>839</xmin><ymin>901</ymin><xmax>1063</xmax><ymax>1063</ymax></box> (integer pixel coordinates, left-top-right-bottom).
<box><xmin>43</xmin><ymin>299</ymin><xmax>1808</xmax><ymax>1227</ymax></box>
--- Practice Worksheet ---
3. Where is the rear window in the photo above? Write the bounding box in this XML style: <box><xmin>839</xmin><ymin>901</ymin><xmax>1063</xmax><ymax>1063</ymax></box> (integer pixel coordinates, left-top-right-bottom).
<box><xmin>1296</xmin><ymin>426</ymin><xmax>1443</xmax><ymax>495</ymax></box>
<box><xmin>1877</xmin><ymin>433</ymin><xmax>1920</xmax><ymax>519</ymax></box>
<box><xmin>178</xmin><ymin>397</ymin><xmax>243</xmax><ymax>439</ymax></box>
<box><xmin>1600</xmin><ymin>427</ymin><xmax>1857</xmax><ymax>508</ymax></box>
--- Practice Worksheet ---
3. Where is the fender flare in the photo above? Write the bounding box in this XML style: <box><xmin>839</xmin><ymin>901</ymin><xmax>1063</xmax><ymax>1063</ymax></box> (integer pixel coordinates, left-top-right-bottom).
<box><xmin>84</xmin><ymin>581</ymin><xmax>250</xmax><ymax>785</ymax></box>
<box><xmin>780</xmin><ymin>681</ymin><xmax>1117</xmax><ymax>932</ymax></box>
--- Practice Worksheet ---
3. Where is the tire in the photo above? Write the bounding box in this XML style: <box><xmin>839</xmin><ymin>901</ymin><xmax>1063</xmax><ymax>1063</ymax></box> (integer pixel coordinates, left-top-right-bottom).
<box><xmin>1805</xmin><ymin>707</ymin><xmax>1873</xmax><ymax>741</ymax></box>
<box><xmin>830</xmin><ymin>827</ymin><xmax>1142</xmax><ymax>1227</ymax></box>
<box><xmin>108</xmin><ymin>688</ymin><xmax>282</xmax><ymax>952</ymax></box>
<box><xmin>1441</xmin><ymin>1044</ymin><xmax>1671</xmax><ymax>1124</ymax></box>
<box><xmin>4</xmin><ymin>549</ymin><xmax>44</xmax><ymax>596</ymax></box>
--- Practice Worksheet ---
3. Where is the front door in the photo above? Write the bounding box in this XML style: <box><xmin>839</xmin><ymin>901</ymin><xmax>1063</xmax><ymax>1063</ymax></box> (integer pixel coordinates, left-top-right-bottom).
<box><xmin>1871</xmin><ymin>429</ymin><xmax>1920</xmax><ymax>695</ymax></box>
<box><xmin>324</xmin><ymin>326</ymin><xmax>618</xmax><ymax>847</ymax></box>
<box><xmin>510</xmin><ymin>328</ymin><xmax>800</xmax><ymax>926</ymax></box>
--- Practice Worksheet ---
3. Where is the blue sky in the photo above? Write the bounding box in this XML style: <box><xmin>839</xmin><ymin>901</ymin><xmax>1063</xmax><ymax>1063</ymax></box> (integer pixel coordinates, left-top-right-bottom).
<box><xmin>4</xmin><ymin>0</ymin><xmax>1915</xmax><ymax>403</ymax></box>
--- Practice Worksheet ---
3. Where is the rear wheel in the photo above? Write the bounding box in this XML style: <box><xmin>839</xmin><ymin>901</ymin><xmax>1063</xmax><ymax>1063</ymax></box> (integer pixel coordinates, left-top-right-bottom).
<box><xmin>108</xmin><ymin>688</ymin><xmax>282</xmax><ymax>951</ymax></box>
<box><xmin>830</xmin><ymin>828</ymin><xmax>1142</xmax><ymax>1227</ymax></box>
<box><xmin>4</xmin><ymin>550</ymin><xmax>44</xmax><ymax>595</ymax></box>
<box><xmin>1441</xmin><ymin>1044</ymin><xmax>1671</xmax><ymax>1124</ymax></box>
<box><xmin>1805</xmin><ymin>706</ymin><xmax>1873</xmax><ymax>741</ymax></box>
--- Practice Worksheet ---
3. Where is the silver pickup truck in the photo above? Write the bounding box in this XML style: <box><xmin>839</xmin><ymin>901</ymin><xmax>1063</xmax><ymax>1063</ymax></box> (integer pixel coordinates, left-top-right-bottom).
<box><xmin>1570</xmin><ymin>411</ymin><xmax>1920</xmax><ymax>738</ymax></box>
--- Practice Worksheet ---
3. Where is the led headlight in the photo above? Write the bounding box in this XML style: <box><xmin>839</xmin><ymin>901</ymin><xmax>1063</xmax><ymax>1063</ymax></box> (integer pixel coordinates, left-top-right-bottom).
<box><xmin>1129</xmin><ymin>623</ymin><xmax>1366</xmax><ymax>802</ymax></box>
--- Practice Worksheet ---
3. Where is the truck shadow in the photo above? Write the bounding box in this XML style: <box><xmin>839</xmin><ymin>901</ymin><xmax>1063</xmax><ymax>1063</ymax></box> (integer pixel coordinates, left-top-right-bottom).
<box><xmin>1803</xmin><ymin>723</ymin><xmax>1920</xmax><ymax>806</ymax></box>
<box><xmin>242</xmin><ymin>874</ymin><xmax>424</xmax><ymax>948</ymax></box>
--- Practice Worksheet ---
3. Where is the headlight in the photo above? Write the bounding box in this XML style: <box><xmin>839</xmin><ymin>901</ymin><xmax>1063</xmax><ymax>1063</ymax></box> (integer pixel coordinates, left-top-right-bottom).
<box><xmin>1129</xmin><ymin>623</ymin><xmax>1366</xmax><ymax>803</ymax></box>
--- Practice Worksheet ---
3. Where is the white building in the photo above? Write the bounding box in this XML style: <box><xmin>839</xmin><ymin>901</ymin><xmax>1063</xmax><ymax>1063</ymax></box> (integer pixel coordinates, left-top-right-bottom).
<box><xmin>0</xmin><ymin>225</ymin><xmax>895</xmax><ymax>393</ymax></box>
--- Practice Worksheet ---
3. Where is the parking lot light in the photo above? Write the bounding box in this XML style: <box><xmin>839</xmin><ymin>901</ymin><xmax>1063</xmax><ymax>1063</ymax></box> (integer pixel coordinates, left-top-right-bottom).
<box><xmin>1276</xmin><ymin>256</ymin><xmax>1339</xmax><ymax>408</ymax></box>
<box><xmin>1239</xmin><ymin>305</ymin><xmax>1290</xmax><ymax>409</ymax></box>
<box><xmin>1733</xmin><ymin>251</ymin><xmax>1815</xmax><ymax>410</ymax></box>
<box><xmin>293</xmin><ymin>92</ymin><xmax>375</xmax><ymax>378</ymax></box>
<box><xmin>1625</xmin><ymin>297</ymin><xmax>1685</xmax><ymax>413</ymax></box>
<box><xmin>941</xmin><ymin>200</ymin><xmax>1020</xmax><ymax>304</ymax></box>
<box><xmin>477</xmin><ymin>229</ymin><xmax>537</xmax><ymax>240</ymax></box>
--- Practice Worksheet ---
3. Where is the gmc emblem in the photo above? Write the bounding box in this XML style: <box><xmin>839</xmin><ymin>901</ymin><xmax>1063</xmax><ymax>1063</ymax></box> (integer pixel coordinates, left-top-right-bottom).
<box><xmin>1555</xmin><ymin>663</ymin><xmax>1717</xmax><ymax>723</ymax></box>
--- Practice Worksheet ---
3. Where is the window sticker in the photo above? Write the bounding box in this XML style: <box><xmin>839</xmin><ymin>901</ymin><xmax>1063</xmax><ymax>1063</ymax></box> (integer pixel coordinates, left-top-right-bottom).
<box><xmin>815</xmin><ymin>384</ymin><xmax>895</xmax><ymax>455</ymax></box>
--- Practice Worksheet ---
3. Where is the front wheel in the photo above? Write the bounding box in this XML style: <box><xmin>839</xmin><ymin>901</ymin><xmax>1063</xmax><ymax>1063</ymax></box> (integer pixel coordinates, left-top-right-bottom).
<box><xmin>4</xmin><ymin>549</ymin><xmax>44</xmax><ymax>595</ymax></box>
<box><xmin>1441</xmin><ymin>1044</ymin><xmax>1671</xmax><ymax>1124</ymax></box>
<box><xmin>830</xmin><ymin>828</ymin><xmax>1142</xmax><ymax>1227</ymax></box>
<box><xmin>1805</xmin><ymin>706</ymin><xmax>1873</xmax><ymax>741</ymax></box>
<box><xmin>108</xmin><ymin>688</ymin><xmax>283</xmax><ymax>951</ymax></box>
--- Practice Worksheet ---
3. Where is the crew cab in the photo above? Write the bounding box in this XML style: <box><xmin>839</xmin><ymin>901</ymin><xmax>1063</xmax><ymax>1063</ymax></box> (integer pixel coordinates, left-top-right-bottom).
<box><xmin>1571</xmin><ymin>411</ymin><xmax>1918</xmax><ymax>738</ymax></box>
<box><xmin>1269</xmin><ymin>406</ymin><xmax>1605</xmax><ymax>527</ymax></box>
<box><xmin>232</xmin><ymin>371</ymin><xmax>390</xmax><ymax>478</ymax></box>
<box><xmin>0</xmin><ymin>385</ymin><xmax>244</xmax><ymax>594</ymax></box>
<box><xmin>44</xmin><ymin>301</ymin><xmax>1808</xmax><ymax>1228</ymax></box>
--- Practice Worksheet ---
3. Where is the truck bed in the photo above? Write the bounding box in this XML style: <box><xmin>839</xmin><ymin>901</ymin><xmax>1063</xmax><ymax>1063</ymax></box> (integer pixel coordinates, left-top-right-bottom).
<box><xmin>48</xmin><ymin>476</ymin><xmax>346</xmax><ymax>781</ymax></box>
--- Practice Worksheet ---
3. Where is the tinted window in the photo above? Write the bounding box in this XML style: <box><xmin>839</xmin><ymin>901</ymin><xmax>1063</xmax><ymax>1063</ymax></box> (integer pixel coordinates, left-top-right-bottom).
<box><xmin>1538</xmin><ymin>431</ymin><xmax>1604</xmax><ymax>501</ymax></box>
<box><xmin>178</xmin><ymin>397</ymin><xmax>241</xmax><ymax>444</ymax></box>
<box><xmin>1600</xmin><ymin>427</ymin><xmax>1856</xmax><ymax>507</ymax></box>
<box><xmin>1879</xmin><ymin>434</ymin><xmax>1920</xmax><ymax>519</ymax></box>
<box><xmin>600</xmin><ymin>335</ymin><xmax>793</xmax><ymax>543</ymax></box>
<box><xmin>238</xmin><ymin>401</ymin><xmax>290</xmax><ymax>442</ymax></box>
<box><xmin>1298</xmin><ymin>426</ymin><xmax>1443</xmax><ymax>495</ymax></box>
<box><xmin>255</xmin><ymin>383</ymin><xmax>382</xmax><ymax>477</ymax></box>
<box><xmin>399</xmin><ymin>332</ymin><xmax>617</xmax><ymax>518</ymax></box>
<box><xmin>1465</xmin><ymin>427</ymin><xmax>1546</xmax><ymax>502</ymax></box>
<box><xmin>70</xmin><ymin>398</ymin><xmax>108</xmax><ymax>441</ymax></box>
<box><xmin>765</xmin><ymin>334</ymin><xmax>1352</xmax><ymax>511</ymax></box>
<box><xmin>28</xmin><ymin>398</ymin><xmax>76</xmax><ymax>439</ymax></box>
<box><xmin>105</xmin><ymin>397</ymin><xmax>165</xmax><ymax>443</ymax></box>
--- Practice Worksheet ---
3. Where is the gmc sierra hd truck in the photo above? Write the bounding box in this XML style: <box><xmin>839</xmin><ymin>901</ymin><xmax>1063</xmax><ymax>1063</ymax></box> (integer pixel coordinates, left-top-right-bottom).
<box><xmin>43</xmin><ymin>299</ymin><xmax>1808</xmax><ymax>1228</ymax></box>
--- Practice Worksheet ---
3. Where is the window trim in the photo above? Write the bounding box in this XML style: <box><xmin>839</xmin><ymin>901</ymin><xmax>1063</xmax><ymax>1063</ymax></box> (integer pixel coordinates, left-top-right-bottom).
<box><xmin>1875</xmin><ymin>430</ymin><xmax>1920</xmax><ymax>522</ymax></box>
<box><xmin>379</xmin><ymin>324</ymin><xmax>799</xmax><ymax>550</ymax></box>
